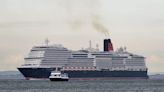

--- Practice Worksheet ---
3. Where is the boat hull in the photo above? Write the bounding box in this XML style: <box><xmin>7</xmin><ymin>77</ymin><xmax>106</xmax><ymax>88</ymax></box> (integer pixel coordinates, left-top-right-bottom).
<box><xmin>18</xmin><ymin>68</ymin><xmax>149</xmax><ymax>80</ymax></box>
<box><xmin>50</xmin><ymin>78</ymin><xmax>68</xmax><ymax>81</ymax></box>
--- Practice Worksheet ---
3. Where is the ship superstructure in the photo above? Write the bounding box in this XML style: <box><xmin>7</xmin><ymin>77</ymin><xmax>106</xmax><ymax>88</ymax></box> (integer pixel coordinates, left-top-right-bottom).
<box><xmin>18</xmin><ymin>39</ymin><xmax>148</xmax><ymax>79</ymax></box>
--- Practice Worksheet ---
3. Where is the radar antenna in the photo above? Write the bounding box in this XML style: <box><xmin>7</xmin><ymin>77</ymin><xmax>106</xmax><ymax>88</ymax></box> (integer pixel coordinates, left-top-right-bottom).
<box><xmin>96</xmin><ymin>43</ymin><xmax>99</xmax><ymax>51</ymax></box>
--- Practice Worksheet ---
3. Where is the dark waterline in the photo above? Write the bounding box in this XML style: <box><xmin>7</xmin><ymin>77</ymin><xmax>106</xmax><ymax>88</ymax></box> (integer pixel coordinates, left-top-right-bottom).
<box><xmin>0</xmin><ymin>79</ymin><xmax>164</xmax><ymax>92</ymax></box>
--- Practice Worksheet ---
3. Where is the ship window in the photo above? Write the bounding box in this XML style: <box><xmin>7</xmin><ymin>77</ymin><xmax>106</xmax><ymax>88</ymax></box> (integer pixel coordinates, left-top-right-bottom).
<box><xmin>25</xmin><ymin>59</ymin><xmax>41</xmax><ymax>65</ymax></box>
<box><xmin>96</xmin><ymin>56</ymin><xmax>110</xmax><ymax>58</ymax></box>
<box><xmin>28</xmin><ymin>51</ymin><xmax>45</xmax><ymax>58</ymax></box>
<box><xmin>72</xmin><ymin>54</ymin><xmax>88</xmax><ymax>55</ymax></box>
<box><xmin>92</xmin><ymin>54</ymin><xmax>112</xmax><ymax>55</ymax></box>
<box><xmin>73</xmin><ymin>56</ymin><xmax>87</xmax><ymax>57</ymax></box>
<box><xmin>57</xmin><ymin>68</ymin><xmax>61</xmax><ymax>71</ymax></box>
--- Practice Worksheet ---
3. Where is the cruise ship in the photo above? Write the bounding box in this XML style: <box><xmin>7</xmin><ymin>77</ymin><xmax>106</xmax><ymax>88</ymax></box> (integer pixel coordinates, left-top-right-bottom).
<box><xmin>18</xmin><ymin>39</ymin><xmax>148</xmax><ymax>80</ymax></box>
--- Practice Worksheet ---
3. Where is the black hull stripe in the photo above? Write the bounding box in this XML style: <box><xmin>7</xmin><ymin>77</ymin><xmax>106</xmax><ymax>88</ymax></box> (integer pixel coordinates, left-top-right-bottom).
<box><xmin>18</xmin><ymin>68</ymin><xmax>149</xmax><ymax>79</ymax></box>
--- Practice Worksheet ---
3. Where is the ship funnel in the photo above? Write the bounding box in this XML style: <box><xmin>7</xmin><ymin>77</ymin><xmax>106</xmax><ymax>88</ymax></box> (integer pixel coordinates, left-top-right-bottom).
<box><xmin>104</xmin><ymin>39</ymin><xmax>114</xmax><ymax>52</ymax></box>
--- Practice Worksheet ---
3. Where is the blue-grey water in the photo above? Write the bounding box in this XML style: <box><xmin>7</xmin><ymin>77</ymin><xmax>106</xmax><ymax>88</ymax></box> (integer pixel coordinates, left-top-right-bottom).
<box><xmin>0</xmin><ymin>79</ymin><xmax>164</xmax><ymax>92</ymax></box>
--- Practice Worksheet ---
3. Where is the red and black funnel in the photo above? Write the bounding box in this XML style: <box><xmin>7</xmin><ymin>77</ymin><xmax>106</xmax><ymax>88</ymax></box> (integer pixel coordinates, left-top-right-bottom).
<box><xmin>104</xmin><ymin>39</ymin><xmax>114</xmax><ymax>52</ymax></box>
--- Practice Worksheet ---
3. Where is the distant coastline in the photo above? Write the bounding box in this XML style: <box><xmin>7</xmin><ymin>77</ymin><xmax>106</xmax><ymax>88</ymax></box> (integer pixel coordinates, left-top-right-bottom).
<box><xmin>0</xmin><ymin>71</ymin><xmax>24</xmax><ymax>79</ymax></box>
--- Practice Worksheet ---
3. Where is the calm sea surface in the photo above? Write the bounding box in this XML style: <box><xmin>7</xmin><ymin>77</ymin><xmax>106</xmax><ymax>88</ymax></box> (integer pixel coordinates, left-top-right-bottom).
<box><xmin>0</xmin><ymin>79</ymin><xmax>164</xmax><ymax>92</ymax></box>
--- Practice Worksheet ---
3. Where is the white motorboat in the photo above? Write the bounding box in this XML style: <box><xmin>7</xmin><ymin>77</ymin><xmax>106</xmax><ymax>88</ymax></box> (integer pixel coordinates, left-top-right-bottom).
<box><xmin>49</xmin><ymin>71</ymin><xmax>69</xmax><ymax>81</ymax></box>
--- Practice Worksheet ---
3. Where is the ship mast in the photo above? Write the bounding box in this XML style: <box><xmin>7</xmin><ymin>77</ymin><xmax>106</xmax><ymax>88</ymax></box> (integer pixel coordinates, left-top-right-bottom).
<box><xmin>89</xmin><ymin>40</ymin><xmax>92</xmax><ymax>49</ymax></box>
<box><xmin>45</xmin><ymin>38</ymin><xmax>49</xmax><ymax>46</ymax></box>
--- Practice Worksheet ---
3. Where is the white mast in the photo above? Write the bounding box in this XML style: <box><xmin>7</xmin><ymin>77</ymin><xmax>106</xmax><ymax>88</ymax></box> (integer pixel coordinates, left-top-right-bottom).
<box><xmin>45</xmin><ymin>38</ymin><xmax>49</xmax><ymax>46</ymax></box>
<box><xmin>89</xmin><ymin>40</ymin><xmax>92</xmax><ymax>48</ymax></box>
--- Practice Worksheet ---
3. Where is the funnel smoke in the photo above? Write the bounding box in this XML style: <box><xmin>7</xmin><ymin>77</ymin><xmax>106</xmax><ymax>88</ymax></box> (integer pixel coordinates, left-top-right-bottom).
<box><xmin>92</xmin><ymin>16</ymin><xmax>109</xmax><ymax>36</ymax></box>
<box><xmin>60</xmin><ymin>0</ymin><xmax>109</xmax><ymax>36</ymax></box>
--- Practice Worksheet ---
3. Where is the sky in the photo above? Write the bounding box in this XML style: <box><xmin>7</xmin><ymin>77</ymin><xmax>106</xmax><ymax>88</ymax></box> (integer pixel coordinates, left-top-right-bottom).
<box><xmin>0</xmin><ymin>0</ymin><xmax>164</xmax><ymax>73</ymax></box>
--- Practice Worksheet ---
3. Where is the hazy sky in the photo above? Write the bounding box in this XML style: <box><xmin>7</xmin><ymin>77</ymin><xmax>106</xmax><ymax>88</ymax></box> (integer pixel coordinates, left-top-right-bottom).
<box><xmin>0</xmin><ymin>0</ymin><xmax>164</xmax><ymax>73</ymax></box>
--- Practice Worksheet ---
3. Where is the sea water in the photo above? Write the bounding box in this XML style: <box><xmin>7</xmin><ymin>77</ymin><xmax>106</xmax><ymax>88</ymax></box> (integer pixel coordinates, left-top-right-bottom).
<box><xmin>0</xmin><ymin>79</ymin><xmax>164</xmax><ymax>92</ymax></box>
